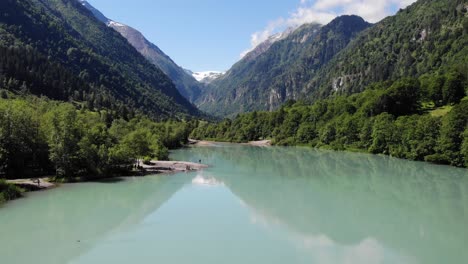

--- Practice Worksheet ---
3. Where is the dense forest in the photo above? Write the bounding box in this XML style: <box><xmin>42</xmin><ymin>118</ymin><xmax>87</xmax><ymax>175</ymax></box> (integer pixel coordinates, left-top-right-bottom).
<box><xmin>0</xmin><ymin>0</ymin><xmax>200</xmax><ymax>120</ymax></box>
<box><xmin>311</xmin><ymin>0</ymin><xmax>468</xmax><ymax>97</ymax></box>
<box><xmin>198</xmin><ymin>0</ymin><xmax>467</xmax><ymax>117</ymax></box>
<box><xmin>1</xmin><ymin>0</ymin><xmax>467</xmax><ymax>204</ymax></box>
<box><xmin>192</xmin><ymin>72</ymin><xmax>468</xmax><ymax>168</ymax></box>
<box><xmin>0</xmin><ymin>93</ymin><xmax>197</xmax><ymax>203</ymax></box>
<box><xmin>191</xmin><ymin>0</ymin><xmax>468</xmax><ymax>168</ymax></box>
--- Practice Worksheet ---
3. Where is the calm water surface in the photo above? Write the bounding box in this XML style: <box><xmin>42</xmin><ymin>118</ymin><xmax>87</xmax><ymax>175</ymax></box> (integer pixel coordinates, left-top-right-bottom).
<box><xmin>1</xmin><ymin>144</ymin><xmax>467</xmax><ymax>264</ymax></box>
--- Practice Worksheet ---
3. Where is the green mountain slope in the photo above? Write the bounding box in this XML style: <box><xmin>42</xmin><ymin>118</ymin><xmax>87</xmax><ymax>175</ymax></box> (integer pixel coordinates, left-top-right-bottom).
<box><xmin>191</xmin><ymin>0</ymin><xmax>468</xmax><ymax>168</ymax></box>
<box><xmin>79</xmin><ymin>0</ymin><xmax>204</xmax><ymax>102</ymax></box>
<box><xmin>310</xmin><ymin>0</ymin><xmax>468</xmax><ymax>98</ymax></box>
<box><xmin>0</xmin><ymin>0</ymin><xmax>200</xmax><ymax>119</ymax></box>
<box><xmin>197</xmin><ymin>15</ymin><xmax>371</xmax><ymax>117</ymax></box>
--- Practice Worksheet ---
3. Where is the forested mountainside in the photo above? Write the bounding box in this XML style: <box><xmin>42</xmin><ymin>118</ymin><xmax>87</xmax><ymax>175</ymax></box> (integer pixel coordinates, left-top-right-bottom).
<box><xmin>192</xmin><ymin>0</ymin><xmax>468</xmax><ymax>168</ymax></box>
<box><xmin>192</xmin><ymin>78</ymin><xmax>468</xmax><ymax>168</ymax></box>
<box><xmin>197</xmin><ymin>16</ymin><xmax>372</xmax><ymax>117</ymax></box>
<box><xmin>198</xmin><ymin>0</ymin><xmax>467</xmax><ymax>117</ymax></box>
<box><xmin>79</xmin><ymin>0</ymin><xmax>204</xmax><ymax>102</ymax></box>
<box><xmin>0</xmin><ymin>0</ymin><xmax>200</xmax><ymax>120</ymax></box>
<box><xmin>310</xmin><ymin>0</ymin><xmax>468</xmax><ymax>97</ymax></box>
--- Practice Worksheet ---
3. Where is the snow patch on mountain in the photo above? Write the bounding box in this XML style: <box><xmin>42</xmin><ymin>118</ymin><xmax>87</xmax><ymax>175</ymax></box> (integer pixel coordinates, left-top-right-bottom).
<box><xmin>241</xmin><ymin>27</ymin><xmax>296</xmax><ymax>60</ymax></box>
<box><xmin>192</xmin><ymin>71</ymin><xmax>225</xmax><ymax>83</ymax></box>
<box><xmin>108</xmin><ymin>21</ymin><xmax>125</xmax><ymax>27</ymax></box>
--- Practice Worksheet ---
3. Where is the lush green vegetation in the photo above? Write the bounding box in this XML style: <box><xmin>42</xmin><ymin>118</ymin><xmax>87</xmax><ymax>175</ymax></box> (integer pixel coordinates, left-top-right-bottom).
<box><xmin>0</xmin><ymin>179</ymin><xmax>22</xmax><ymax>204</ymax></box>
<box><xmin>313</xmin><ymin>0</ymin><xmax>468</xmax><ymax>97</ymax></box>
<box><xmin>197</xmin><ymin>0</ymin><xmax>467</xmax><ymax>118</ymax></box>
<box><xmin>0</xmin><ymin>0</ymin><xmax>200</xmax><ymax>120</ymax></box>
<box><xmin>0</xmin><ymin>95</ymin><xmax>196</xmax><ymax>181</ymax></box>
<box><xmin>191</xmin><ymin>74</ymin><xmax>468</xmax><ymax>168</ymax></box>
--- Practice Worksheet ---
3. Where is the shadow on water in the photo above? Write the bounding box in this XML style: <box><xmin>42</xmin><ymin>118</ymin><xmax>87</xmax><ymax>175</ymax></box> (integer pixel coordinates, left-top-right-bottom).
<box><xmin>90</xmin><ymin>177</ymin><xmax>127</xmax><ymax>183</ymax></box>
<box><xmin>173</xmin><ymin>145</ymin><xmax>468</xmax><ymax>264</ymax></box>
<box><xmin>0</xmin><ymin>174</ymin><xmax>194</xmax><ymax>264</ymax></box>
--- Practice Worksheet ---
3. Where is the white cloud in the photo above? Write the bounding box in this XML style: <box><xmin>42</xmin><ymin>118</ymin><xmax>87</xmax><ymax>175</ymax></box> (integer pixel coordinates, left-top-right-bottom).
<box><xmin>241</xmin><ymin>0</ymin><xmax>416</xmax><ymax>57</ymax></box>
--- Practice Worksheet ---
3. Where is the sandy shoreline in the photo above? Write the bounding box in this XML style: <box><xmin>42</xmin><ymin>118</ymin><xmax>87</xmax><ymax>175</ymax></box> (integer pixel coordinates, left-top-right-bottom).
<box><xmin>6</xmin><ymin>178</ymin><xmax>56</xmax><ymax>191</ymax></box>
<box><xmin>244</xmin><ymin>140</ymin><xmax>272</xmax><ymax>147</ymax></box>
<box><xmin>4</xmin><ymin>160</ymin><xmax>208</xmax><ymax>200</ymax></box>
<box><xmin>189</xmin><ymin>139</ymin><xmax>272</xmax><ymax>147</ymax></box>
<box><xmin>141</xmin><ymin>160</ymin><xmax>208</xmax><ymax>173</ymax></box>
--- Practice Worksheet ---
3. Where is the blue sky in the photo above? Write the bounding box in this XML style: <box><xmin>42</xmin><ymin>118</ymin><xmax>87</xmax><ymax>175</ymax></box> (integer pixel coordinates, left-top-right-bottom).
<box><xmin>86</xmin><ymin>0</ymin><xmax>415</xmax><ymax>72</ymax></box>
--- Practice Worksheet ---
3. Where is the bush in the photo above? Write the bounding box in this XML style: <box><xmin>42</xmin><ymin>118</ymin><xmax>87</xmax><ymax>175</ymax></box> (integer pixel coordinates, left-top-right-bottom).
<box><xmin>0</xmin><ymin>180</ymin><xmax>23</xmax><ymax>204</ymax></box>
<box><xmin>143</xmin><ymin>156</ymin><xmax>153</xmax><ymax>165</ymax></box>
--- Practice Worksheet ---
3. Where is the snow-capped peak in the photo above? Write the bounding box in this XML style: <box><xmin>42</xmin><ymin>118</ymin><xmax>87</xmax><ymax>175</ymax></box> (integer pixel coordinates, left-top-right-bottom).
<box><xmin>107</xmin><ymin>21</ymin><xmax>125</xmax><ymax>27</ymax></box>
<box><xmin>192</xmin><ymin>71</ymin><xmax>224</xmax><ymax>83</ymax></box>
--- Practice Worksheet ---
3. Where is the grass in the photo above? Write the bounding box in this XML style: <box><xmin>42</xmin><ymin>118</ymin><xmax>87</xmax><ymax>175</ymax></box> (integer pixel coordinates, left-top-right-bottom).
<box><xmin>430</xmin><ymin>105</ymin><xmax>453</xmax><ymax>117</ymax></box>
<box><xmin>421</xmin><ymin>101</ymin><xmax>454</xmax><ymax>117</ymax></box>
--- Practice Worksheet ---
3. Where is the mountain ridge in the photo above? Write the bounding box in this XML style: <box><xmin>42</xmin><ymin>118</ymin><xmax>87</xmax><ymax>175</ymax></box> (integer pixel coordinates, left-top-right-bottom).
<box><xmin>79</xmin><ymin>0</ymin><xmax>204</xmax><ymax>102</ymax></box>
<box><xmin>0</xmin><ymin>0</ymin><xmax>199</xmax><ymax>119</ymax></box>
<box><xmin>197</xmin><ymin>15</ymin><xmax>371</xmax><ymax>117</ymax></box>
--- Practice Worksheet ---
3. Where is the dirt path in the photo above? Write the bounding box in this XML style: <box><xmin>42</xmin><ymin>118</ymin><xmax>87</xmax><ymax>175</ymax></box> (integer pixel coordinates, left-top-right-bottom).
<box><xmin>7</xmin><ymin>178</ymin><xmax>56</xmax><ymax>191</ymax></box>
<box><xmin>245</xmin><ymin>140</ymin><xmax>272</xmax><ymax>146</ymax></box>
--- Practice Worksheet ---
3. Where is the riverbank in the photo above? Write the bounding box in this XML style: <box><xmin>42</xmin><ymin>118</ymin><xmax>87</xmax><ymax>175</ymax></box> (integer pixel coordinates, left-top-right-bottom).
<box><xmin>189</xmin><ymin>139</ymin><xmax>271</xmax><ymax>147</ymax></box>
<box><xmin>244</xmin><ymin>140</ymin><xmax>272</xmax><ymax>147</ymax></box>
<box><xmin>6</xmin><ymin>178</ymin><xmax>56</xmax><ymax>191</ymax></box>
<box><xmin>140</xmin><ymin>160</ymin><xmax>208</xmax><ymax>174</ymax></box>
<box><xmin>1</xmin><ymin>160</ymin><xmax>208</xmax><ymax>206</ymax></box>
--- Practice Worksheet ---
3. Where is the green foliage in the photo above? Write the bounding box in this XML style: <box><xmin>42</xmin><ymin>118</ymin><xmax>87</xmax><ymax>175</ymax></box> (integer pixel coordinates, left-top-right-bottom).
<box><xmin>0</xmin><ymin>0</ymin><xmax>200</xmax><ymax>120</ymax></box>
<box><xmin>192</xmin><ymin>77</ymin><xmax>468</xmax><ymax>168</ymax></box>
<box><xmin>197</xmin><ymin>0</ymin><xmax>467</xmax><ymax>118</ymax></box>
<box><xmin>0</xmin><ymin>180</ymin><xmax>22</xmax><ymax>204</ymax></box>
<box><xmin>314</xmin><ymin>0</ymin><xmax>468</xmax><ymax>97</ymax></box>
<box><xmin>432</xmin><ymin>100</ymin><xmax>468</xmax><ymax>166</ymax></box>
<box><xmin>462</xmin><ymin>128</ymin><xmax>468</xmax><ymax>167</ymax></box>
<box><xmin>369</xmin><ymin>113</ymin><xmax>395</xmax><ymax>154</ymax></box>
<box><xmin>0</xmin><ymin>96</ymin><xmax>193</xmax><ymax>180</ymax></box>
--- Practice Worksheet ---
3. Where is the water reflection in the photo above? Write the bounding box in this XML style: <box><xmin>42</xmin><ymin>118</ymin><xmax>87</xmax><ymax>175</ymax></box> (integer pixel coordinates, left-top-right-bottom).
<box><xmin>0</xmin><ymin>174</ymin><xmax>193</xmax><ymax>264</ymax></box>
<box><xmin>173</xmin><ymin>144</ymin><xmax>468</xmax><ymax>264</ymax></box>
<box><xmin>1</xmin><ymin>145</ymin><xmax>467</xmax><ymax>264</ymax></box>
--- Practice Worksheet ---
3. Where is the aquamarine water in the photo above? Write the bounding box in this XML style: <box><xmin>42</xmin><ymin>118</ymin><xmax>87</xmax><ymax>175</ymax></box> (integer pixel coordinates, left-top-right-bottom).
<box><xmin>1</xmin><ymin>144</ymin><xmax>467</xmax><ymax>264</ymax></box>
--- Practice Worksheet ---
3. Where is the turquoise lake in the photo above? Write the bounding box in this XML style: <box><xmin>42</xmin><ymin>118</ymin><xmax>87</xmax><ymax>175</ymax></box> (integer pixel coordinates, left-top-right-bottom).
<box><xmin>1</xmin><ymin>144</ymin><xmax>467</xmax><ymax>263</ymax></box>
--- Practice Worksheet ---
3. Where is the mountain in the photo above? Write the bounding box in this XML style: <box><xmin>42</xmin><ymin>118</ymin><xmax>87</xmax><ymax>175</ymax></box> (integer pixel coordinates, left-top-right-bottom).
<box><xmin>198</xmin><ymin>0</ymin><xmax>467</xmax><ymax>117</ymax></box>
<box><xmin>0</xmin><ymin>0</ymin><xmax>199</xmax><ymax>120</ymax></box>
<box><xmin>192</xmin><ymin>71</ymin><xmax>225</xmax><ymax>84</ymax></box>
<box><xmin>78</xmin><ymin>0</ymin><xmax>110</xmax><ymax>24</ymax></box>
<box><xmin>191</xmin><ymin>0</ymin><xmax>468</xmax><ymax>168</ymax></box>
<box><xmin>79</xmin><ymin>0</ymin><xmax>204</xmax><ymax>102</ymax></box>
<box><xmin>188</xmin><ymin>28</ymin><xmax>294</xmax><ymax>87</ymax></box>
<box><xmin>241</xmin><ymin>27</ymin><xmax>295</xmax><ymax>62</ymax></box>
<box><xmin>309</xmin><ymin>0</ymin><xmax>468</xmax><ymax>98</ymax></box>
<box><xmin>197</xmin><ymin>16</ymin><xmax>371</xmax><ymax>117</ymax></box>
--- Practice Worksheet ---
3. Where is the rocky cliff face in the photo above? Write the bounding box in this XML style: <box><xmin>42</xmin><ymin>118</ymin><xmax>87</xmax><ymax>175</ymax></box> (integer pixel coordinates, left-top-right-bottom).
<box><xmin>196</xmin><ymin>16</ymin><xmax>371</xmax><ymax>117</ymax></box>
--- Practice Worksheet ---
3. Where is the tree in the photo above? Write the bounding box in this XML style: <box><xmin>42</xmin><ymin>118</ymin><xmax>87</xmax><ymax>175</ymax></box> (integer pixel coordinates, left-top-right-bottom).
<box><xmin>442</xmin><ymin>71</ymin><xmax>466</xmax><ymax>104</ymax></box>
<box><xmin>43</xmin><ymin>104</ymin><xmax>82</xmax><ymax>178</ymax></box>
<box><xmin>121</xmin><ymin>128</ymin><xmax>152</xmax><ymax>167</ymax></box>
<box><xmin>369</xmin><ymin>113</ymin><xmax>395</xmax><ymax>154</ymax></box>
<box><xmin>385</xmin><ymin>78</ymin><xmax>421</xmax><ymax>116</ymax></box>
<box><xmin>461</xmin><ymin>128</ymin><xmax>468</xmax><ymax>167</ymax></box>
<box><xmin>433</xmin><ymin>101</ymin><xmax>468</xmax><ymax>166</ymax></box>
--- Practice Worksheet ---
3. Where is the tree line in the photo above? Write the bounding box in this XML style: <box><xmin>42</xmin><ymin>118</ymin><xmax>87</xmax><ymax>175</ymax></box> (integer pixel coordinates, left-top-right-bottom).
<box><xmin>0</xmin><ymin>94</ymin><xmax>196</xmax><ymax>181</ymax></box>
<box><xmin>191</xmin><ymin>72</ymin><xmax>468</xmax><ymax>168</ymax></box>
